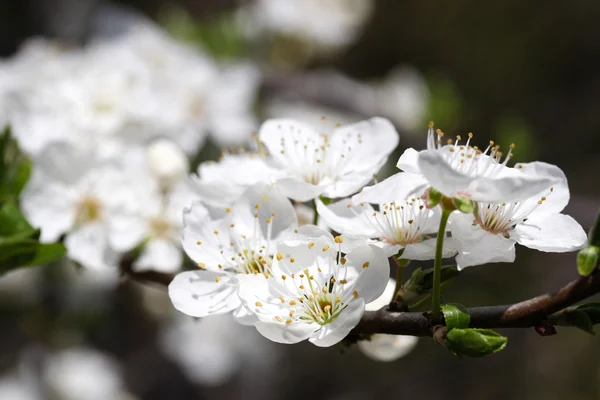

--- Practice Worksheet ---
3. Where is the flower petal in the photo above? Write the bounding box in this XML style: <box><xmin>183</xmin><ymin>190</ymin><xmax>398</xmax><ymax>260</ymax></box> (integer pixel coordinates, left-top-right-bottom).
<box><xmin>255</xmin><ymin>321</ymin><xmax>316</xmax><ymax>344</ymax></box>
<box><xmin>365</xmin><ymin>278</ymin><xmax>396</xmax><ymax>311</ymax></box>
<box><xmin>169</xmin><ymin>270</ymin><xmax>240</xmax><ymax>318</ymax></box>
<box><xmin>309</xmin><ymin>298</ymin><xmax>365</xmax><ymax>347</ymax></box>
<box><xmin>259</xmin><ymin>119</ymin><xmax>321</xmax><ymax>167</ymax></box>
<box><xmin>275</xmin><ymin>178</ymin><xmax>325</xmax><ymax>202</ymax></box>
<box><xmin>418</xmin><ymin>150</ymin><xmax>562</xmax><ymax>203</ymax></box>
<box><xmin>343</xmin><ymin>245</ymin><xmax>390</xmax><ymax>303</ymax></box>
<box><xmin>513</xmin><ymin>213</ymin><xmax>587</xmax><ymax>252</ymax></box>
<box><xmin>65</xmin><ymin>223</ymin><xmax>119</xmax><ymax>270</ymax></box>
<box><xmin>351</xmin><ymin>172</ymin><xmax>429</xmax><ymax>205</ymax></box>
<box><xmin>396</xmin><ymin>148</ymin><xmax>420</xmax><ymax>173</ymax></box>
<box><xmin>315</xmin><ymin>198</ymin><xmax>378</xmax><ymax>237</ymax></box>
<box><xmin>455</xmin><ymin>232</ymin><xmax>516</xmax><ymax>270</ymax></box>
<box><xmin>514</xmin><ymin>161</ymin><xmax>569</xmax><ymax>215</ymax></box>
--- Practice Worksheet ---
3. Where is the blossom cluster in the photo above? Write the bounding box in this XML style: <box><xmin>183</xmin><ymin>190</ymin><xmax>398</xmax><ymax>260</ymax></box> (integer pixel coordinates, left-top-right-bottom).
<box><xmin>168</xmin><ymin>117</ymin><xmax>586</xmax><ymax>356</ymax></box>
<box><xmin>3</xmin><ymin>10</ymin><xmax>587</xmax><ymax>363</ymax></box>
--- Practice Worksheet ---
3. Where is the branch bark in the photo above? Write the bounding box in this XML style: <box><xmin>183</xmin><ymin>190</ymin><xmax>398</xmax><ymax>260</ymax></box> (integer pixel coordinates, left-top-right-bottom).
<box><xmin>121</xmin><ymin>253</ymin><xmax>600</xmax><ymax>336</ymax></box>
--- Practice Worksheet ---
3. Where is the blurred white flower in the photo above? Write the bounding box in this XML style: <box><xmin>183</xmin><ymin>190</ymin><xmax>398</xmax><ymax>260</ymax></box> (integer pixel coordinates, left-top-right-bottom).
<box><xmin>43</xmin><ymin>348</ymin><xmax>134</xmax><ymax>400</ymax></box>
<box><xmin>358</xmin><ymin>278</ymin><xmax>418</xmax><ymax>361</ymax></box>
<box><xmin>243</xmin><ymin>0</ymin><xmax>374</xmax><ymax>49</ymax></box>
<box><xmin>238</xmin><ymin>228</ymin><xmax>389</xmax><ymax>347</ymax></box>
<box><xmin>0</xmin><ymin>375</ymin><xmax>39</xmax><ymax>400</ymax></box>
<box><xmin>145</xmin><ymin>138</ymin><xmax>190</xmax><ymax>190</ymax></box>
<box><xmin>20</xmin><ymin>142</ymin><xmax>146</xmax><ymax>269</ymax></box>
<box><xmin>259</xmin><ymin>117</ymin><xmax>399</xmax><ymax>201</ymax></box>
<box><xmin>374</xmin><ymin>67</ymin><xmax>429</xmax><ymax>131</ymax></box>
<box><xmin>160</xmin><ymin>314</ymin><xmax>278</xmax><ymax>386</ymax></box>
<box><xmin>451</xmin><ymin>162</ymin><xmax>587</xmax><ymax>269</ymax></box>
<box><xmin>169</xmin><ymin>182</ymin><xmax>297</xmax><ymax>323</ymax></box>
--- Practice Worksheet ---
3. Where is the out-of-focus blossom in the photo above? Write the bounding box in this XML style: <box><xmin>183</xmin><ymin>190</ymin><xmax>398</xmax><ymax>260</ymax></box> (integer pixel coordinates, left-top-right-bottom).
<box><xmin>160</xmin><ymin>314</ymin><xmax>279</xmax><ymax>386</ymax></box>
<box><xmin>169</xmin><ymin>183</ymin><xmax>297</xmax><ymax>323</ymax></box>
<box><xmin>258</xmin><ymin>117</ymin><xmax>399</xmax><ymax>201</ymax></box>
<box><xmin>238</xmin><ymin>228</ymin><xmax>389</xmax><ymax>347</ymax></box>
<box><xmin>20</xmin><ymin>142</ymin><xmax>146</xmax><ymax>270</ymax></box>
<box><xmin>42</xmin><ymin>348</ymin><xmax>132</xmax><ymax>400</ymax></box>
<box><xmin>358</xmin><ymin>278</ymin><xmax>419</xmax><ymax>361</ymax></box>
<box><xmin>242</xmin><ymin>0</ymin><xmax>374</xmax><ymax>49</ymax></box>
<box><xmin>451</xmin><ymin>162</ymin><xmax>587</xmax><ymax>269</ymax></box>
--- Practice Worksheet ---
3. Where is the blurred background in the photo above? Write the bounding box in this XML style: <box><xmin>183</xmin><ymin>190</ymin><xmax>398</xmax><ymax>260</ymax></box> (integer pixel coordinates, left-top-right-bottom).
<box><xmin>0</xmin><ymin>0</ymin><xmax>599</xmax><ymax>399</ymax></box>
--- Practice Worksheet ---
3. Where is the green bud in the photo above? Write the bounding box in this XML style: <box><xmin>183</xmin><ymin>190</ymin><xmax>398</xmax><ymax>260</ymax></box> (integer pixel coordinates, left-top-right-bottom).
<box><xmin>425</xmin><ymin>187</ymin><xmax>442</xmax><ymax>208</ymax></box>
<box><xmin>577</xmin><ymin>245</ymin><xmax>600</xmax><ymax>276</ymax></box>
<box><xmin>453</xmin><ymin>196</ymin><xmax>474</xmax><ymax>214</ymax></box>
<box><xmin>441</xmin><ymin>303</ymin><xmax>470</xmax><ymax>330</ymax></box>
<box><xmin>446</xmin><ymin>328</ymin><xmax>508</xmax><ymax>358</ymax></box>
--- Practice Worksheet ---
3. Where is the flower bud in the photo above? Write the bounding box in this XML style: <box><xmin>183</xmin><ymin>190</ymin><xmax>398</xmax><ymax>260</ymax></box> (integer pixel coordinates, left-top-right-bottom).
<box><xmin>577</xmin><ymin>245</ymin><xmax>600</xmax><ymax>277</ymax></box>
<box><xmin>146</xmin><ymin>139</ymin><xmax>189</xmax><ymax>189</ymax></box>
<box><xmin>423</xmin><ymin>187</ymin><xmax>442</xmax><ymax>208</ymax></box>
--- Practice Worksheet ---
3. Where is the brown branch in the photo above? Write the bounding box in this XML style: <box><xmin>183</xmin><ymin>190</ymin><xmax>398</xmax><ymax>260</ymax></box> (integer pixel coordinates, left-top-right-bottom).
<box><xmin>120</xmin><ymin>252</ymin><xmax>600</xmax><ymax>336</ymax></box>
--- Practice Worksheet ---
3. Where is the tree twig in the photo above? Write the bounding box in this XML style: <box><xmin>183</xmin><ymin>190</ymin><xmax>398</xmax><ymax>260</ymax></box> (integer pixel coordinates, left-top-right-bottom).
<box><xmin>121</xmin><ymin>253</ymin><xmax>600</xmax><ymax>336</ymax></box>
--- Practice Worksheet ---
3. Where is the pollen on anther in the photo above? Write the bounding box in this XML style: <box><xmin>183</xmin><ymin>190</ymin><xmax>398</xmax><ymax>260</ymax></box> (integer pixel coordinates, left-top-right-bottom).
<box><xmin>279</xmin><ymin>296</ymin><xmax>285</xmax><ymax>303</ymax></box>
<box><xmin>275</xmin><ymin>316</ymin><xmax>282</xmax><ymax>322</ymax></box>
<box><xmin>323</xmin><ymin>305</ymin><xmax>332</xmax><ymax>314</ymax></box>
<box><xmin>334</xmin><ymin>236</ymin><xmax>343</xmax><ymax>243</ymax></box>
<box><xmin>276</xmin><ymin>253</ymin><xmax>284</xmax><ymax>261</ymax></box>
<box><xmin>290</xmin><ymin>258</ymin><xmax>295</xmax><ymax>263</ymax></box>
<box><xmin>353</xmin><ymin>290</ymin><xmax>358</xmax><ymax>299</ymax></box>
<box><xmin>285</xmin><ymin>318</ymin><xmax>293</xmax><ymax>325</ymax></box>
<box><xmin>308</xmin><ymin>242</ymin><xmax>315</xmax><ymax>249</ymax></box>
<box><xmin>215</xmin><ymin>276</ymin><xmax>221</xmax><ymax>283</ymax></box>
<box><xmin>340</xmin><ymin>257</ymin><xmax>347</xmax><ymax>265</ymax></box>
<box><xmin>362</xmin><ymin>262</ymin><xmax>370</xmax><ymax>269</ymax></box>
<box><xmin>213</xmin><ymin>230</ymin><xmax>219</xmax><ymax>235</ymax></box>
<box><xmin>255</xmin><ymin>301</ymin><xmax>263</xmax><ymax>307</ymax></box>
<box><xmin>225</xmin><ymin>208</ymin><xmax>231</xmax><ymax>213</ymax></box>
<box><xmin>322</xmin><ymin>245</ymin><xmax>330</xmax><ymax>252</ymax></box>
<box><xmin>196</xmin><ymin>241</ymin><xmax>202</xmax><ymax>245</ymax></box>
<box><xmin>289</xmin><ymin>300</ymin><xmax>297</xmax><ymax>306</ymax></box>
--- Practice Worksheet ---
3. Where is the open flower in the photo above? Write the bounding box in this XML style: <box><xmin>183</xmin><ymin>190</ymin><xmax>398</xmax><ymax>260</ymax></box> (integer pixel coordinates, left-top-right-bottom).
<box><xmin>451</xmin><ymin>162</ymin><xmax>587</xmax><ymax>269</ymax></box>
<box><xmin>21</xmin><ymin>142</ymin><xmax>145</xmax><ymax>269</ymax></box>
<box><xmin>356</xmin><ymin>124</ymin><xmax>563</xmax><ymax>205</ymax></box>
<box><xmin>237</xmin><ymin>228</ymin><xmax>389</xmax><ymax>347</ymax></box>
<box><xmin>258</xmin><ymin>117</ymin><xmax>399</xmax><ymax>201</ymax></box>
<box><xmin>358</xmin><ymin>278</ymin><xmax>418</xmax><ymax>362</ymax></box>
<box><xmin>189</xmin><ymin>153</ymin><xmax>278</xmax><ymax>207</ymax></box>
<box><xmin>169</xmin><ymin>182</ymin><xmax>298</xmax><ymax>324</ymax></box>
<box><xmin>316</xmin><ymin>196</ymin><xmax>454</xmax><ymax>259</ymax></box>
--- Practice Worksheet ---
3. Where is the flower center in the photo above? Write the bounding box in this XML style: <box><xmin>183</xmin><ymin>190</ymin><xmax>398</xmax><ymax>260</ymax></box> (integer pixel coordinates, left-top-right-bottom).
<box><xmin>275</xmin><ymin>125</ymin><xmax>363</xmax><ymax>185</ymax></box>
<box><xmin>188</xmin><ymin>96</ymin><xmax>205</xmax><ymax>119</ymax></box>
<box><xmin>352</xmin><ymin>199</ymin><xmax>429</xmax><ymax>246</ymax></box>
<box><xmin>149</xmin><ymin>217</ymin><xmax>172</xmax><ymax>238</ymax></box>
<box><xmin>474</xmin><ymin>188</ymin><xmax>554</xmax><ymax>235</ymax></box>
<box><xmin>428</xmin><ymin>126</ymin><xmax>515</xmax><ymax>179</ymax></box>
<box><xmin>75</xmin><ymin>197</ymin><xmax>102</xmax><ymax>224</ymax></box>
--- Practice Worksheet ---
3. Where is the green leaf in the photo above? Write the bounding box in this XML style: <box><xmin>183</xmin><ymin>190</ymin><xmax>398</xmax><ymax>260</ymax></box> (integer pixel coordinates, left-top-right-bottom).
<box><xmin>0</xmin><ymin>239</ymin><xmax>66</xmax><ymax>274</ymax></box>
<box><xmin>446</xmin><ymin>328</ymin><xmax>508</xmax><ymax>358</ymax></box>
<box><xmin>0</xmin><ymin>125</ymin><xmax>32</xmax><ymax>202</ymax></box>
<box><xmin>453</xmin><ymin>196</ymin><xmax>474</xmax><ymax>213</ymax></box>
<box><xmin>400</xmin><ymin>265</ymin><xmax>459</xmax><ymax>306</ymax></box>
<box><xmin>551</xmin><ymin>303</ymin><xmax>600</xmax><ymax>333</ymax></box>
<box><xmin>441</xmin><ymin>303</ymin><xmax>470</xmax><ymax>330</ymax></box>
<box><xmin>588</xmin><ymin>209</ymin><xmax>600</xmax><ymax>248</ymax></box>
<box><xmin>0</xmin><ymin>203</ymin><xmax>35</xmax><ymax>238</ymax></box>
<box><xmin>577</xmin><ymin>245</ymin><xmax>599</xmax><ymax>276</ymax></box>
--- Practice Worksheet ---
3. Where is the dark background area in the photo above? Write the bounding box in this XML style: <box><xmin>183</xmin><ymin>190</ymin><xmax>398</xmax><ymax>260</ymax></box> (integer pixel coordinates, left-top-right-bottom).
<box><xmin>0</xmin><ymin>1</ymin><xmax>599</xmax><ymax>399</ymax></box>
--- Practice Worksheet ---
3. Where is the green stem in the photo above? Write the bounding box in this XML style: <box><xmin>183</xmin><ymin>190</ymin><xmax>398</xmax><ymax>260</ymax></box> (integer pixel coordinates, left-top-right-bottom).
<box><xmin>312</xmin><ymin>200</ymin><xmax>319</xmax><ymax>226</ymax></box>
<box><xmin>392</xmin><ymin>256</ymin><xmax>409</xmax><ymax>301</ymax></box>
<box><xmin>431</xmin><ymin>209</ymin><xmax>452</xmax><ymax>323</ymax></box>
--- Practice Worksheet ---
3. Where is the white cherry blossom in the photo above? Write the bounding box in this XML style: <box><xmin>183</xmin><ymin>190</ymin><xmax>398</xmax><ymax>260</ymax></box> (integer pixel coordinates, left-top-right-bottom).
<box><xmin>237</xmin><ymin>228</ymin><xmax>389</xmax><ymax>347</ymax></box>
<box><xmin>189</xmin><ymin>153</ymin><xmax>278</xmax><ymax>207</ymax></box>
<box><xmin>316</xmin><ymin>196</ymin><xmax>454</xmax><ymax>259</ymax></box>
<box><xmin>259</xmin><ymin>117</ymin><xmax>399</xmax><ymax>201</ymax></box>
<box><xmin>451</xmin><ymin>162</ymin><xmax>587</xmax><ymax>269</ymax></box>
<box><xmin>356</xmin><ymin>124</ymin><xmax>564</xmax><ymax>205</ymax></box>
<box><xmin>169</xmin><ymin>183</ymin><xmax>297</xmax><ymax>323</ymax></box>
